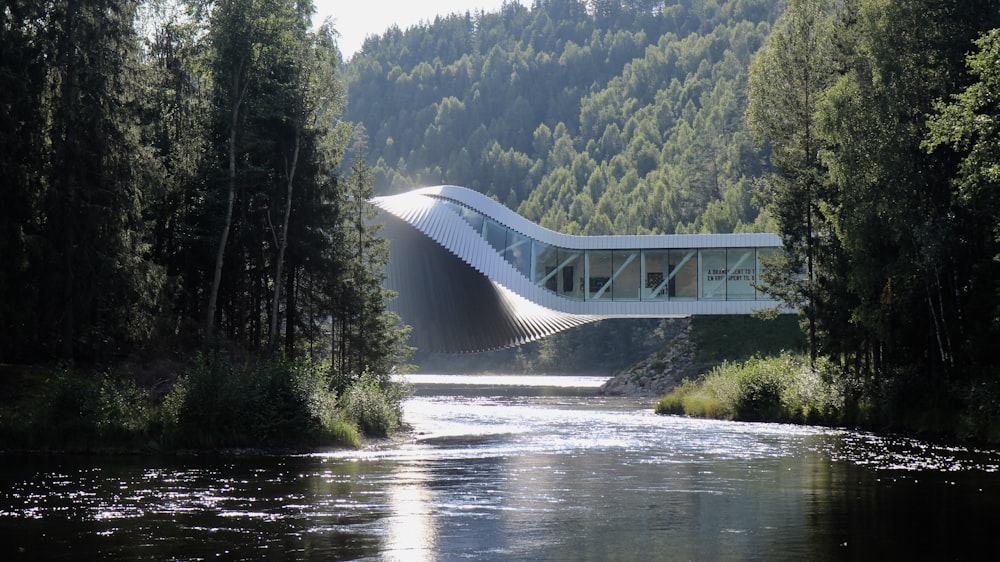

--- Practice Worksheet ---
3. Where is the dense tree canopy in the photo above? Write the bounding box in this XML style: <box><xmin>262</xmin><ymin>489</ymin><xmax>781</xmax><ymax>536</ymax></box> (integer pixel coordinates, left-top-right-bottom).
<box><xmin>750</xmin><ymin>0</ymin><xmax>1000</xmax><ymax>394</ymax></box>
<box><xmin>344</xmin><ymin>0</ymin><xmax>1000</xmax><ymax>421</ymax></box>
<box><xmin>7</xmin><ymin>0</ymin><xmax>1000</xmax><ymax>422</ymax></box>
<box><xmin>343</xmin><ymin>0</ymin><xmax>784</xmax><ymax>235</ymax></box>
<box><xmin>0</xmin><ymin>0</ymin><xmax>408</xmax><ymax>381</ymax></box>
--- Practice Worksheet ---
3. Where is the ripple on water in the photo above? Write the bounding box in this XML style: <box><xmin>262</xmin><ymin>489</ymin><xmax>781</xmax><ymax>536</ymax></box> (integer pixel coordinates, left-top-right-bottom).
<box><xmin>5</xmin><ymin>375</ymin><xmax>1000</xmax><ymax>561</ymax></box>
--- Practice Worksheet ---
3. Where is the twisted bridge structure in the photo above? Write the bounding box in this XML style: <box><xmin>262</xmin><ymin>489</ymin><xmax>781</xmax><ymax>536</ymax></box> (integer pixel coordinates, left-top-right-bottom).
<box><xmin>374</xmin><ymin>185</ymin><xmax>787</xmax><ymax>353</ymax></box>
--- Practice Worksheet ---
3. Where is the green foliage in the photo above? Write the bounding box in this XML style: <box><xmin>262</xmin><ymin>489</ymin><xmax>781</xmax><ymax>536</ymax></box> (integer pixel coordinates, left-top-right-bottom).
<box><xmin>0</xmin><ymin>0</ymin><xmax>412</xmax><ymax>392</ymax></box>
<box><xmin>0</xmin><ymin>0</ymin><xmax>166</xmax><ymax>361</ymax></box>
<box><xmin>160</xmin><ymin>354</ymin><xmax>350</xmax><ymax>449</ymax></box>
<box><xmin>344</xmin><ymin>0</ymin><xmax>784</xmax><ymax>236</ymax></box>
<box><xmin>0</xmin><ymin>355</ymin><xmax>400</xmax><ymax>452</ymax></box>
<box><xmin>924</xmin><ymin>27</ymin><xmax>1000</xmax><ymax>357</ymax></box>
<box><xmin>39</xmin><ymin>370</ymin><xmax>103</xmax><ymax>449</ymax></box>
<box><xmin>96</xmin><ymin>375</ymin><xmax>155</xmax><ymax>444</ymax></box>
<box><xmin>331</xmin><ymin>153</ymin><xmax>414</xmax><ymax>380</ymax></box>
<box><xmin>655</xmin><ymin>379</ymin><xmax>728</xmax><ymax>418</ymax></box>
<box><xmin>655</xmin><ymin>352</ymin><xmax>845</xmax><ymax>425</ymax></box>
<box><xmin>746</xmin><ymin>0</ymin><xmax>840</xmax><ymax>362</ymax></box>
<box><xmin>748</xmin><ymin>0</ymin><xmax>1000</xmax><ymax>396</ymax></box>
<box><xmin>2</xmin><ymin>368</ymin><xmax>157</xmax><ymax>451</ymax></box>
<box><xmin>955</xmin><ymin>379</ymin><xmax>1000</xmax><ymax>444</ymax></box>
<box><xmin>688</xmin><ymin>315</ymin><xmax>806</xmax><ymax>374</ymax></box>
<box><xmin>338</xmin><ymin>371</ymin><xmax>404</xmax><ymax>437</ymax></box>
<box><xmin>925</xmin><ymin>28</ymin><xmax>1000</xmax><ymax>202</ymax></box>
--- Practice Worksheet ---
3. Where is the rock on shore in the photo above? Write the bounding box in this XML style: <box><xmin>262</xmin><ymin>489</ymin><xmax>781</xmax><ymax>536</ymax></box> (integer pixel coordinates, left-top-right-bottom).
<box><xmin>598</xmin><ymin>318</ymin><xmax>695</xmax><ymax>397</ymax></box>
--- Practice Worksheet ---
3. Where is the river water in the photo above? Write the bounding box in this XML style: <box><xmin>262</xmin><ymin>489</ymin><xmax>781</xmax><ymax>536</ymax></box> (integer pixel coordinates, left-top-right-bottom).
<box><xmin>3</xmin><ymin>374</ymin><xmax>1000</xmax><ymax>560</ymax></box>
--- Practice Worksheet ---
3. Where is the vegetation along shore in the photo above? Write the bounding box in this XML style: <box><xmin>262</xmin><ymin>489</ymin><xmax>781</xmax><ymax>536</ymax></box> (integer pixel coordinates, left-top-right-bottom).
<box><xmin>3</xmin><ymin>0</ymin><xmax>1000</xmax><ymax>450</ymax></box>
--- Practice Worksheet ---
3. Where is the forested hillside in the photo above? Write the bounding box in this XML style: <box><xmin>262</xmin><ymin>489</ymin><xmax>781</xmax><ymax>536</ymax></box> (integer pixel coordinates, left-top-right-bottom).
<box><xmin>0</xmin><ymin>0</ymin><xmax>408</xmax><ymax>374</ymax></box>
<box><xmin>343</xmin><ymin>0</ymin><xmax>1000</xmax><ymax>446</ymax></box>
<box><xmin>343</xmin><ymin>0</ymin><xmax>783</xmax><ymax>235</ymax></box>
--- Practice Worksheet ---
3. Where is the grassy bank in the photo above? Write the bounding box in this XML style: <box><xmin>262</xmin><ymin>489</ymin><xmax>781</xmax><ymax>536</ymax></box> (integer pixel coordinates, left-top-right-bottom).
<box><xmin>655</xmin><ymin>351</ymin><xmax>1000</xmax><ymax>444</ymax></box>
<box><xmin>0</xmin><ymin>355</ymin><xmax>407</xmax><ymax>454</ymax></box>
<box><xmin>655</xmin><ymin>353</ymin><xmax>845</xmax><ymax>425</ymax></box>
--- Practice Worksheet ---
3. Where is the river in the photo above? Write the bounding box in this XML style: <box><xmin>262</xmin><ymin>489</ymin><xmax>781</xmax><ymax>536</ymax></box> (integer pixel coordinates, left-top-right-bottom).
<box><xmin>3</xmin><ymin>374</ymin><xmax>1000</xmax><ymax>560</ymax></box>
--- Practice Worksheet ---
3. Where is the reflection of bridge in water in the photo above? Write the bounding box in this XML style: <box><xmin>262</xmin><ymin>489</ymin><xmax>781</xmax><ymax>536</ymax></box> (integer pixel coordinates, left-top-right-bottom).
<box><xmin>374</xmin><ymin>186</ymin><xmax>788</xmax><ymax>353</ymax></box>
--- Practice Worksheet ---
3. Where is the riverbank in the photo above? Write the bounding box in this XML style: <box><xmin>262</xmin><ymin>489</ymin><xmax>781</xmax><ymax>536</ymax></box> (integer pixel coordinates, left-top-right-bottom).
<box><xmin>598</xmin><ymin>318</ymin><xmax>696</xmax><ymax>396</ymax></box>
<box><xmin>653</xmin><ymin>351</ymin><xmax>1000</xmax><ymax>445</ymax></box>
<box><xmin>6</xmin><ymin>374</ymin><xmax>1000</xmax><ymax>561</ymax></box>
<box><xmin>0</xmin><ymin>353</ymin><xmax>408</xmax><ymax>455</ymax></box>
<box><xmin>596</xmin><ymin>315</ymin><xmax>1000</xmax><ymax>445</ymax></box>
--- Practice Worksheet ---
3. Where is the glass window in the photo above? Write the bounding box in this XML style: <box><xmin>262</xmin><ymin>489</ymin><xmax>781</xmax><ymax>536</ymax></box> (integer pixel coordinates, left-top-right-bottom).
<box><xmin>699</xmin><ymin>249</ymin><xmax>727</xmax><ymax>300</ymax></box>
<box><xmin>459</xmin><ymin>205</ymin><xmax>485</xmax><ymax>234</ymax></box>
<box><xmin>669</xmin><ymin>249</ymin><xmax>698</xmax><ymax>299</ymax></box>
<box><xmin>440</xmin><ymin>199</ymin><xmax>464</xmax><ymax>216</ymax></box>
<box><xmin>612</xmin><ymin>250</ymin><xmax>641</xmax><ymax>301</ymax></box>
<box><xmin>482</xmin><ymin>218</ymin><xmax>506</xmax><ymax>254</ymax></box>
<box><xmin>587</xmin><ymin>250</ymin><xmax>613</xmax><ymax>300</ymax></box>
<box><xmin>559</xmin><ymin>249</ymin><xmax>584</xmax><ymax>299</ymax></box>
<box><xmin>642</xmin><ymin>250</ymin><xmax>669</xmax><ymax>301</ymax></box>
<box><xmin>533</xmin><ymin>240</ymin><xmax>559</xmax><ymax>292</ymax></box>
<box><xmin>504</xmin><ymin>230</ymin><xmax>532</xmax><ymax>279</ymax></box>
<box><xmin>726</xmin><ymin>249</ymin><xmax>756</xmax><ymax>300</ymax></box>
<box><xmin>440</xmin><ymin>198</ymin><xmax>485</xmax><ymax>233</ymax></box>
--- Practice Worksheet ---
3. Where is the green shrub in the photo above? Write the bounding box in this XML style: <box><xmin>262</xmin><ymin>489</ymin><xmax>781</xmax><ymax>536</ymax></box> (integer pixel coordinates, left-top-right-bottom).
<box><xmin>96</xmin><ymin>374</ymin><xmax>153</xmax><ymax>445</ymax></box>
<box><xmin>16</xmin><ymin>368</ymin><xmax>157</xmax><ymax>451</ymax></box>
<box><xmin>162</xmin><ymin>354</ymin><xmax>356</xmax><ymax>449</ymax></box>
<box><xmin>654</xmin><ymin>385</ymin><xmax>688</xmax><ymax>415</ymax></box>
<box><xmin>1</xmin><ymin>356</ymin><xmax>402</xmax><ymax>452</ymax></box>
<box><xmin>656</xmin><ymin>378</ymin><xmax>730</xmax><ymax>418</ymax></box>
<box><xmin>682</xmin><ymin>390</ymin><xmax>728</xmax><ymax>419</ymax></box>
<box><xmin>339</xmin><ymin>371</ymin><xmax>402</xmax><ymax>437</ymax></box>
<box><xmin>157</xmin><ymin>374</ymin><xmax>187</xmax><ymax>445</ymax></box>
<box><xmin>0</xmin><ymin>409</ymin><xmax>32</xmax><ymax>450</ymax></box>
<box><xmin>655</xmin><ymin>352</ymin><xmax>845</xmax><ymax>425</ymax></box>
<box><xmin>731</xmin><ymin>356</ymin><xmax>788</xmax><ymax>421</ymax></box>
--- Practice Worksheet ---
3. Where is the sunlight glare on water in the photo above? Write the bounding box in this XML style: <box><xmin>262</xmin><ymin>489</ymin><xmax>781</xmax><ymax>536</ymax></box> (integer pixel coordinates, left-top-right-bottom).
<box><xmin>397</xmin><ymin>373</ymin><xmax>607</xmax><ymax>387</ymax></box>
<box><xmin>4</xmin><ymin>374</ymin><xmax>1000</xmax><ymax>561</ymax></box>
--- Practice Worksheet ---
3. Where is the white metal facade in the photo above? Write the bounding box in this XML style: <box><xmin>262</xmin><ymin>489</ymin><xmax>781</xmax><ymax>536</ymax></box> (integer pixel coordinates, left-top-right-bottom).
<box><xmin>374</xmin><ymin>185</ymin><xmax>787</xmax><ymax>353</ymax></box>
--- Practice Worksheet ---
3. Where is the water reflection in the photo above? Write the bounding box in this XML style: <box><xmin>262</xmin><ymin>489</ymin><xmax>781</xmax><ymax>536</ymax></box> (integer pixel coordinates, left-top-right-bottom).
<box><xmin>382</xmin><ymin>462</ymin><xmax>437</xmax><ymax>560</ymax></box>
<box><xmin>3</xmin><ymin>375</ymin><xmax>1000</xmax><ymax>560</ymax></box>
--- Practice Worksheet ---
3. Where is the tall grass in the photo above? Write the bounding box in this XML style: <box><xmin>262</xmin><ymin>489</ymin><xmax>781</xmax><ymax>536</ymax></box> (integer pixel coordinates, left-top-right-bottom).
<box><xmin>0</xmin><ymin>355</ymin><xmax>411</xmax><ymax>452</ymax></box>
<box><xmin>339</xmin><ymin>370</ymin><xmax>403</xmax><ymax>437</ymax></box>
<box><xmin>655</xmin><ymin>353</ymin><xmax>846</xmax><ymax>425</ymax></box>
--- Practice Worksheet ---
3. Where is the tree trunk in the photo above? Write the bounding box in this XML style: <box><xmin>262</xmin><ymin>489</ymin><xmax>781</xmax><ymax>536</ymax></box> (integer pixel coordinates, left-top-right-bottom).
<box><xmin>270</xmin><ymin>129</ymin><xmax>299</xmax><ymax>352</ymax></box>
<box><xmin>206</xmin><ymin>60</ymin><xmax>247</xmax><ymax>336</ymax></box>
<box><xmin>285</xmin><ymin>260</ymin><xmax>297</xmax><ymax>353</ymax></box>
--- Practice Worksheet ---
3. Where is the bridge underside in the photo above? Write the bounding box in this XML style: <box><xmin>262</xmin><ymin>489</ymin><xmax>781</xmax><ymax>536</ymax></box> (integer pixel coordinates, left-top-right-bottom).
<box><xmin>383</xmin><ymin>217</ymin><xmax>598</xmax><ymax>353</ymax></box>
<box><xmin>375</xmin><ymin>186</ymin><xmax>788</xmax><ymax>353</ymax></box>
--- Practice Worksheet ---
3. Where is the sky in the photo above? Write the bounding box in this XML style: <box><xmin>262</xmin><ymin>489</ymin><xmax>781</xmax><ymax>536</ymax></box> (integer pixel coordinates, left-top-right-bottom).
<box><xmin>313</xmin><ymin>0</ymin><xmax>523</xmax><ymax>59</ymax></box>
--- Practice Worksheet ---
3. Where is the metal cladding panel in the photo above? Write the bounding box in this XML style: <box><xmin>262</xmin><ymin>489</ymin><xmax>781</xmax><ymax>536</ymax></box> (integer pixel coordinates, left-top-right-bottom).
<box><xmin>373</xmin><ymin>186</ymin><xmax>788</xmax><ymax>353</ymax></box>
<box><xmin>394</xmin><ymin>186</ymin><xmax>781</xmax><ymax>250</ymax></box>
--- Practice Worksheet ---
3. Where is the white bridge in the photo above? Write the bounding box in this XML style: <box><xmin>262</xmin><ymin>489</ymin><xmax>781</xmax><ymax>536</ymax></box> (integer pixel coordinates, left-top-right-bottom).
<box><xmin>374</xmin><ymin>186</ymin><xmax>787</xmax><ymax>353</ymax></box>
